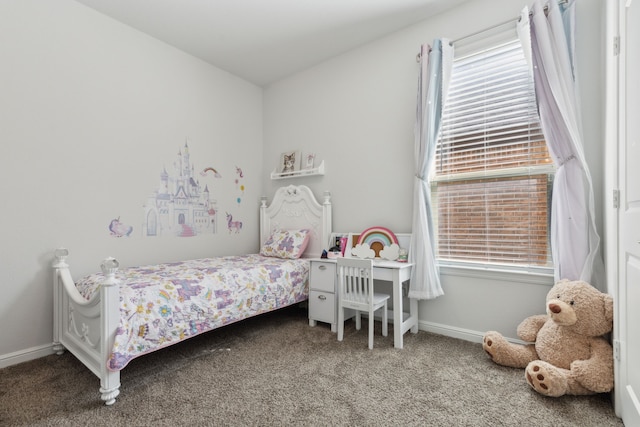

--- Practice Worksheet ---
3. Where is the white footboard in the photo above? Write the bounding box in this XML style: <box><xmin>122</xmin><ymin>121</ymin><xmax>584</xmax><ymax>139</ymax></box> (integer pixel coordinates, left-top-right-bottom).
<box><xmin>52</xmin><ymin>248</ymin><xmax>121</xmax><ymax>405</ymax></box>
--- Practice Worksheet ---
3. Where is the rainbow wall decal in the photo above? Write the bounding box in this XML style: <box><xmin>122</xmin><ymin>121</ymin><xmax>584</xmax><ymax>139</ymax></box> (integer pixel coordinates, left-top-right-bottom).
<box><xmin>357</xmin><ymin>226</ymin><xmax>398</xmax><ymax>247</ymax></box>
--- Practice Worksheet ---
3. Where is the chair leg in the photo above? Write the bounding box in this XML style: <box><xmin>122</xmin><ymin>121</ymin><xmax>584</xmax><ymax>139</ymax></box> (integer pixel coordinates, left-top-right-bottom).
<box><xmin>337</xmin><ymin>306</ymin><xmax>344</xmax><ymax>342</ymax></box>
<box><xmin>368</xmin><ymin>311</ymin><xmax>374</xmax><ymax>349</ymax></box>
<box><xmin>382</xmin><ymin>302</ymin><xmax>388</xmax><ymax>337</ymax></box>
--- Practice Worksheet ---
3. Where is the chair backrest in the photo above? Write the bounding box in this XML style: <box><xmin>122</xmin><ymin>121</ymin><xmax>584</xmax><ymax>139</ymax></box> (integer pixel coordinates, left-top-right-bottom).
<box><xmin>337</xmin><ymin>258</ymin><xmax>375</xmax><ymax>308</ymax></box>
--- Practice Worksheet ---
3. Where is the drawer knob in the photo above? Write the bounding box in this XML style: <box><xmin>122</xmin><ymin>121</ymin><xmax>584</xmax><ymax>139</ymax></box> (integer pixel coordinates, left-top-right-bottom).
<box><xmin>318</xmin><ymin>265</ymin><xmax>327</xmax><ymax>271</ymax></box>
<box><xmin>318</xmin><ymin>294</ymin><xmax>327</xmax><ymax>301</ymax></box>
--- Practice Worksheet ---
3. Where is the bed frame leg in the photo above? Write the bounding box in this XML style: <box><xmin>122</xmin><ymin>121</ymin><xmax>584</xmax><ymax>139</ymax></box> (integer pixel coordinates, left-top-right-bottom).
<box><xmin>52</xmin><ymin>343</ymin><xmax>65</xmax><ymax>355</ymax></box>
<box><xmin>100</xmin><ymin>384</ymin><xmax>120</xmax><ymax>406</ymax></box>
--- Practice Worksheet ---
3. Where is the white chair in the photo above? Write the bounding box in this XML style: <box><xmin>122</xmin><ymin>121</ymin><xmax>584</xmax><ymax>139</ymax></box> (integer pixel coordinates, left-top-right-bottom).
<box><xmin>336</xmin><ymin>258</ymin><xmax>390</xmax><ymax>349</ymax></box>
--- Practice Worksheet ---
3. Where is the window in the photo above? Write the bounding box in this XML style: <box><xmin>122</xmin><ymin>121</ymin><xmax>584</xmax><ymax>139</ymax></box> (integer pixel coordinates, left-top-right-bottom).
<box><xmin>432</xmin><ymin>39</ymin><xmax>554</xmax><ymax>268</ymax></box>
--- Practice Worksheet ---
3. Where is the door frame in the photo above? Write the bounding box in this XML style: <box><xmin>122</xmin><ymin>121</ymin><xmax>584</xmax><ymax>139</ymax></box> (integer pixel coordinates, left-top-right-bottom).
<box><xmin>605</xmin><ymin>0</ymin><xmax>638</xmax><ymax>421</ymax></box>
<box><xmin>604</xmin><ymin>0</ymin><xmax>620</xmax><ymax>415</ymax></box>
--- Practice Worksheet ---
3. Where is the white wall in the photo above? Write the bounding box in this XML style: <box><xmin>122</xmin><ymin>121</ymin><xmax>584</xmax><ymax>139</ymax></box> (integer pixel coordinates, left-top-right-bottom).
<box><xmin>0</xmin><ymin>0</ymin><xmax>263</xmax><ymax>365</ymax></box>
<box><xmin>263</xmin><ymin>0</ymin><xmax>605</xmax><ymax>341</ymax></box>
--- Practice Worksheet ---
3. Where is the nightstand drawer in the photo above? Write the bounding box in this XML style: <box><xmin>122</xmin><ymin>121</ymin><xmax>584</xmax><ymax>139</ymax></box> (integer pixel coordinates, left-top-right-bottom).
<box><xmin>309</xmin><ymin>261</ymin><xmax>336</xmax><ymax>292</ymax></box>
<box><xmin>309</xmin><ymin>290</ymin><xmax>336</xmax><ymax>324</ymax></box>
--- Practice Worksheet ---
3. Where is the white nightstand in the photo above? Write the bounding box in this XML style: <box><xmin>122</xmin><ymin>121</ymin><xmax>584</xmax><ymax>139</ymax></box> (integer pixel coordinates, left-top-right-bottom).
<box><xmin>308</xmin><ymin>259</ymin><xmax>338</xmax><ymax>332</ymax></box>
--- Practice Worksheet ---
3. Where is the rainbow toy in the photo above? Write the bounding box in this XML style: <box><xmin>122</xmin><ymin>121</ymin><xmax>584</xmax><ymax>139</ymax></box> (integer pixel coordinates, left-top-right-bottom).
<box><xmin>357</xmin><ymin>226</ymin><xmax>398</xmax><ymax>247</ymax></box>
<box><xmin>354</xmin><ymin>226</ymin><xmax>399</xmax><ymax>259</ymax></box>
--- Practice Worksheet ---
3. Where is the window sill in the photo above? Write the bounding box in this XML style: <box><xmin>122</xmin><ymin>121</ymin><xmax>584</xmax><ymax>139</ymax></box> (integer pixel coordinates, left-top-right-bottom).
<box><xmin>437</xmin><ymin>261</ymin><xmax>554</xmax><ymax>286</ymax></box>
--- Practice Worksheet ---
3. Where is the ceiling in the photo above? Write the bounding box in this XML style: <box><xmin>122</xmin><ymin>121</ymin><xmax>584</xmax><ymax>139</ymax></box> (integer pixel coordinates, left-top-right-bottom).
<box><xmin>73</xmin><ymin>0</ymin><xmax>468</xmax><ymax>86</ymax></box>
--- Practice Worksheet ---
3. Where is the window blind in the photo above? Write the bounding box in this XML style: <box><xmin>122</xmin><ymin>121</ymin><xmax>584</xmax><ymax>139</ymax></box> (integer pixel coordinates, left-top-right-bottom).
<box><xmin>433</xmin><ymin>39</ymin><xmax>554</xmax><ymax>267</ymax></box>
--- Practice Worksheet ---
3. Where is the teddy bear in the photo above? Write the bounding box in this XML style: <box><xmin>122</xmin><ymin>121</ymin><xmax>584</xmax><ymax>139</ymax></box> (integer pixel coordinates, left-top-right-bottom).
<box><xmin>482</xmin><ymin>279</ymin><xmax>614</xmax><ymax>397</ymax></box>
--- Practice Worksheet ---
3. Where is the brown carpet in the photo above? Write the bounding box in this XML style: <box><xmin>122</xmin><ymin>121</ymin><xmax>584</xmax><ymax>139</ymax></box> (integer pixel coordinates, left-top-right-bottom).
<box><xmin>0</xmin><ymin>306</ymin><xmax>623</xmax><ymax>426</ymax></box>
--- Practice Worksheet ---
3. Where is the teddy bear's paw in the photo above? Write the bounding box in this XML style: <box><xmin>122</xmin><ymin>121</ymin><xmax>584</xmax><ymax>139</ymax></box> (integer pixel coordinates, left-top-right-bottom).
<box><xmin>482</xmin><ymin>331</ymin><xmax>504</xmax><ymax>361</ymax></box>
<box><xmin>525</xmin><ymin>361</ymin><xmax>568</xmax><ymax>397</ymax></box>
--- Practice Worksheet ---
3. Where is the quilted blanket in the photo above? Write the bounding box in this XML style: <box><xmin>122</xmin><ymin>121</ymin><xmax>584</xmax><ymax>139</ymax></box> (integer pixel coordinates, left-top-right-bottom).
<box><xmin>75</xmin><ymin>254</ymin><xmax>309</xmax><ymax>371</ymax></box>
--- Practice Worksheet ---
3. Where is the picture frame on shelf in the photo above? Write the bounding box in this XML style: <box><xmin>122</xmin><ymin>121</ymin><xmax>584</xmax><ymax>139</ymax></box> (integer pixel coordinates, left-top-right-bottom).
<box><xmin>278</xmin><ymin>150</ymin><xmax>301</xmax><ymax>175</ymax></box>
<box><xmin>303</xmin><ymin>153</ymin><xmax>316</xmax><ymax>170</ymax></box>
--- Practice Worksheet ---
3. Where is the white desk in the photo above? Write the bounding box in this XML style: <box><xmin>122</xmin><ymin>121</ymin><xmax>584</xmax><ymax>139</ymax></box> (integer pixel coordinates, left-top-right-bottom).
<box><xmin>308</xmin><ymin>258</ymin><xmax>418</xmax><ymax>349</ymax></box>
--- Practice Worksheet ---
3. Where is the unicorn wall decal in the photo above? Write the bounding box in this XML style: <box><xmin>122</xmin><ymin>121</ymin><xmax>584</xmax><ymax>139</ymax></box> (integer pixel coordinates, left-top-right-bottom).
<box><xmin>225</xmin><ymin>213</ymin><xmax>242</xmax><ymax>234</ymax></box>
<box><xmin>109</xmin><ymin>217</ymin><xmax>133</xmax><ymax>237</ymax></box>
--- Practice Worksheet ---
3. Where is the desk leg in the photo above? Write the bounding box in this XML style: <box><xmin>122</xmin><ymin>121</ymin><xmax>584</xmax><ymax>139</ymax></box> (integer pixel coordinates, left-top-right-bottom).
<box><xmin>392</xmin><ymin>271</ymin><xmax>403</xmax><ymax>349</ymax></box>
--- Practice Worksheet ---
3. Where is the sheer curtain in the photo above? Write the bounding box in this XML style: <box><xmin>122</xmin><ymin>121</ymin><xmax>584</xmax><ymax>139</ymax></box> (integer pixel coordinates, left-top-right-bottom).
<box><xmin>518</xmin><ymin>0</ymin><xmax>605</xmax><ymax>289</ymax></box>
<box><xmin>408</xmin><ymin>39</ymin><xmax>452</xmax><ymax>300</ymax></box>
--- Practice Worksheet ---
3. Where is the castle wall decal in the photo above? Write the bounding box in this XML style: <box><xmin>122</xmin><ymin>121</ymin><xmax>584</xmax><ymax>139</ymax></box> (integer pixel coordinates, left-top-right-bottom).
<box><xmin>142</xmin><ymin>140</ymin><xmax>220</xmax><ymax>237</ymax></box>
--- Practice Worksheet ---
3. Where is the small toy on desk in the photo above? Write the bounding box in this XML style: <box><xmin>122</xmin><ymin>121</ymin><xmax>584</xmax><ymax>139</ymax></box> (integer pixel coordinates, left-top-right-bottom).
<box><xmin>327</xmin><ymin>235</ymin><xmax>344</xmax><ymax>258</ymax></box>
<box><xmin>328</xmin><ymin>236</ymin><xmax>342</xmax><ymax>252</ymax></box>
<box><xmin>340</xmin><ymin>237</ymin><xmax>348</xmax><ymax>256</ymax></box>
<box><xmin>321</xmin><ymin>249</ymin><xmax>328</xmax><ymax>259</ymax></box>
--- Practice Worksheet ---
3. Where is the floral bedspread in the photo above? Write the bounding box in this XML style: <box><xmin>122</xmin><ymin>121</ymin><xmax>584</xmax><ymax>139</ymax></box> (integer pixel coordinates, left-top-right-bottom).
<box><xmin>75</xmin><ymin>254</ymin><xmax>309</xmax><ymax>371</ymax></box>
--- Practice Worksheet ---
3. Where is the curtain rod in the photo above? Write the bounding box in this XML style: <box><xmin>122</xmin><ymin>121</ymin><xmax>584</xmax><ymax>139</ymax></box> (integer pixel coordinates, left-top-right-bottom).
<box><xmin>416</xmin><ymin>0</ymin><xmax>568</xmax><ymax>62</ymax></box>
<box><xmin>415</xmin><ymin>16</ymin><xmax>515</xmax><ymax>62</ymax></box>
<box><xmin>450</xmin><ymin>16</ymin><xmax>518</xmax><ymax>46</ymax></box>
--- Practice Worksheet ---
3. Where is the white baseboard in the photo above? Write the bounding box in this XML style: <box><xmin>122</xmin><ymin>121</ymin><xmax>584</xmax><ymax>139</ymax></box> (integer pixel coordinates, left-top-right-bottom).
<box><xmin>417</xmin><ymin>320</ymin><xmax>529</xmax><ymax>346</ymax></box>
<box><xmin>418</xmin><ymin>320</ymin><xmax>485</xmax><ymax>344</ymax></box>
<box><xmin>0</xmin><ymin>344</ymin><xmax>55</xmax><ymax>369</ymax></box>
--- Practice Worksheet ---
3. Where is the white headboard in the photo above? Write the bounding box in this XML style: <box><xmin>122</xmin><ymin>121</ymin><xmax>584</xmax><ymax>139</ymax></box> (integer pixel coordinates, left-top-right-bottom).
<box><xmin>260</xmin><ymin>185</ymin><xmax>332</xmax><ymax>258</ymax></box>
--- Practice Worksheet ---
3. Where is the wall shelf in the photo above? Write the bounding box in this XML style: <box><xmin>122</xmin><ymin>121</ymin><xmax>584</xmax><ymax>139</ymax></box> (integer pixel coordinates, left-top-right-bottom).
<box><xmin>270</xmin><ymin>160</ymin><xmax>325</xmax><ymax>180</ymax></box>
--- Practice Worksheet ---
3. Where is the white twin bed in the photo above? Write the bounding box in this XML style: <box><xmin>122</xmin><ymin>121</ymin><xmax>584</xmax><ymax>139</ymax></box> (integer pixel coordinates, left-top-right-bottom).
<box><xmin>52</xmin><ymin>185</ymin><xmax>332</xmax><ymax>405</ymax></box>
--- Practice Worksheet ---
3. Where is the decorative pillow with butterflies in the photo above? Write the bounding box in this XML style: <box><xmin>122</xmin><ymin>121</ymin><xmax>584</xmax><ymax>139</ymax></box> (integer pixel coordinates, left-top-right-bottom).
<box><xmin>260</xmin><ymin>229</ymin><xmax>311</xmax><ymax>259</ymax></box>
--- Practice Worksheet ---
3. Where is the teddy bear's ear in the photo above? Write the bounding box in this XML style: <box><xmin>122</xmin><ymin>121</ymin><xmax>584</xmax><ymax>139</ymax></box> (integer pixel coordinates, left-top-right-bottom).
<box><xmin>603</xmin><ymin>293</ymin><xmax>614</xmax><ymax>324</ymax></box>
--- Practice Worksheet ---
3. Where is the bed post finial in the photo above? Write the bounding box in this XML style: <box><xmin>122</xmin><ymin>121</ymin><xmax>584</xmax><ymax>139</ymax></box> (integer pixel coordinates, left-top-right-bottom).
<box><xmin>323</xmin><ymin>191</ymin><xmax>331</xmax><ymax>205</ymax></box>
<box><xmin>53</xmin><ymin>248</ymin><xmax>69</xmax><ymax>268</ymax></box>
<box><xmin>260</xmin><ymin>196</ymin><xmax>268</xmax><ymax>208</ymax></box>
<box><xmin>100</xmin><ymin>257</ymin><xmax>120</xmax><ymax>287</ymax></box>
